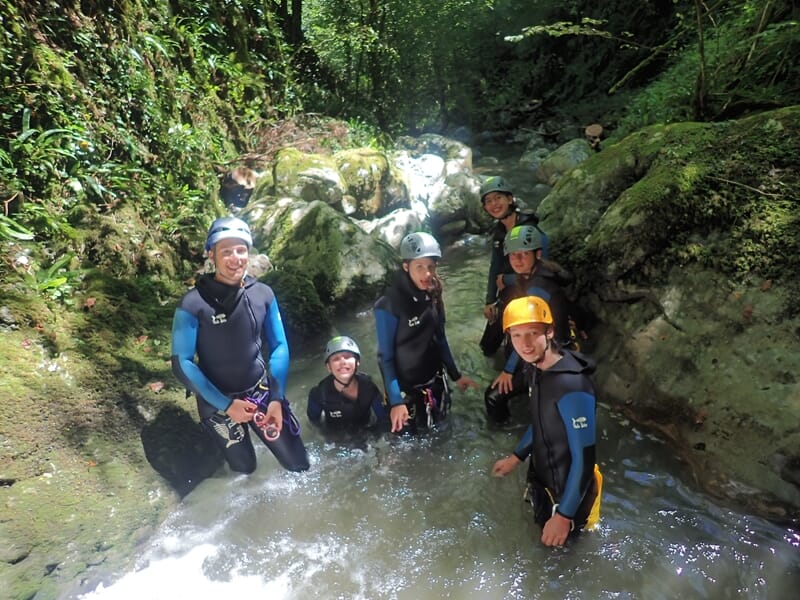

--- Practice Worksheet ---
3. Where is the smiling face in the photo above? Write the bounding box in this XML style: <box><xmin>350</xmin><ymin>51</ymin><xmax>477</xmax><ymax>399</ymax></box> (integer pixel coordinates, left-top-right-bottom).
<box><xmin>326</xmin><ymin>351</ymin><xmax>358</xmax><ymax>381</ymax></box>
<box><xmin>508</xmin><ymin>322</ymin><xmax>552</xmax><ymax>364</ymax></box>
<box><xmin>209</xmin><ymin>237</ymin><xmax>250</xmax><ymax>286</ymax></box>
<box><xmin>403</xmin><ymin>257</ymin><xmax>438</xmax><ymax>291</ymax></box>
<box><xmin>482</xmin><ymin>191</ymin><xmax>513</xmax><ymax>219</ymax></box>
<box><xmin>508</xmin><ymin>250</ymin><xmax>536</xmax><ymax>274</ymax></box>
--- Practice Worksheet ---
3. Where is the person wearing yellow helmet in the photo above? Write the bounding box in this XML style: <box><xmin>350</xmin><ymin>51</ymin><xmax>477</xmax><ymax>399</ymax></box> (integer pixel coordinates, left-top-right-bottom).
<box><xmin>478</xmin><ymin>176</ymin><xmax>549</xmax><ymax>357</ymax></box>
<box><xmin>491</xmin><ymin>296</ymin><xmax>601</xmax><ymax>546</ymax></box>
<box><xmin>307</xmin><ymin>335</ymin><xmax>387</xmax><ymax>431</ymax></box>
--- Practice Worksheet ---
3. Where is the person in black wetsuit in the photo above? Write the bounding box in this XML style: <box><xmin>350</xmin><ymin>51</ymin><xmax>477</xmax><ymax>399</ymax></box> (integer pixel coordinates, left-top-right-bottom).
<box><xmin>374</xmin><ymin>232</ymin><xmax>479</xmax><ymax>435</ymax></box>
<box><xmin>492</xmin><ymin>296</ymin><xmax>602</xmax><ymax>547</ymax></box>
<box><xmin>484</xmin><ymin>225</ymin><xmax>573</xmax><ymax>423</ymax></box>
<box><xmin>307</xmin><ymin>335</ymin><xmax>387</xmax><ymax>431</ymax></box>
<box><xmin>171</xmin><ymin>216</ymin><xmax>309</xmax><ymax>474</ymax></box>
<box><xmin>478</xmin><ymin>176</ymin><xmax>549</xmax><ymax>357</ymax></box>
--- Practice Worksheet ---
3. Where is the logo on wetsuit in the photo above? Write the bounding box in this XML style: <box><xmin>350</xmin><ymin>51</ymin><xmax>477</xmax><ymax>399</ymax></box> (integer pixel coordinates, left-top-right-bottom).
<box><xmin>408</xmin><ymin>316</ymin><xmax>421</xmax><ymax>327</ymax></box>
<box><xmin>572</xmin><ymin>416</ymin><xmax>588</xmax><ymax>429</ymax></box>
<box><xmin>211</xmin><ymin>313</ymin><xmax>228</xmax><ymax>325</ymax></box>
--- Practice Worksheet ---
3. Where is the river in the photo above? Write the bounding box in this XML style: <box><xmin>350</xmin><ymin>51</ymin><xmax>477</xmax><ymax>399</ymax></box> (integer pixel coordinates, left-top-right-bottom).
<box><xmin>75</xmin><ymin>145</ymin><xmax>798</xmax><ymax>599</ymax></box>
<box><xmin>74</xmin><ymin>237</ymin><xmax>799</xmax><ymax>600</ymax></box>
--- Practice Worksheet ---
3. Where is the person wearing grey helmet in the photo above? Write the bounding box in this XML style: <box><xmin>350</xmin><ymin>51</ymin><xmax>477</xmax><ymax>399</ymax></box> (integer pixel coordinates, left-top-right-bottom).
<box><xmin>374</xmin><ymin>232</ymin><xmax>479</xmax><ymax>435</ymax></box>
<box><xmin>171</xmin><ymin>216</ymin><xmax>309</xmax><ymax>474</ymax></box>
<box><xmin>479</xmin><ymin>176</ymin><xmax>549</xmax><ymax>357</ymax></box>
<box><xmin>307</xmin><ymin>335</ymin><xmax>387</xmax><ymax>431</ymax></box>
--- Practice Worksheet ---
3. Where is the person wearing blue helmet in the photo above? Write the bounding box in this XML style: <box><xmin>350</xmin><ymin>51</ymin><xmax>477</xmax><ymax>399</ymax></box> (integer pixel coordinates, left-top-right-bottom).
<box><xmin>307</xmin><ymin>335</ymin><xmax>387</xmax><ymax>431</ymax></box>
<box><xmin>171</xmin><ymin>216</ymin><xmax>309</xmax><ymax>474</ymax></box>
<box><xmin>374</xmin><ymin>232</ymin><xmax>479</xmax><ymax>435</ymax></box>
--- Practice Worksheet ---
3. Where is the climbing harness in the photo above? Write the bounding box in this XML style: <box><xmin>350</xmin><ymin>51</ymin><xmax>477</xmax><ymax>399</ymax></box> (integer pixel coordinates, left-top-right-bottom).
<box><xmin>244</xmin><ymin>379</ymin><xmax>280</xmax><ymax>441</ymax></box>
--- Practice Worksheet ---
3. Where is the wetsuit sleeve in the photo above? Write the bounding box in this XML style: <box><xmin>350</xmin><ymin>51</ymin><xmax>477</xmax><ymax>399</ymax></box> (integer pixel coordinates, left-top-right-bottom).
<box><xmin>263</xmin><ymin>296</ymin><xmax>290</xmax><ymax>397</ymax></box>
<box><xmin>170</xmin><ymin>307</ymin><xmax>231</xmax><ymax>412</ymax></box>
<box><xmin>366</xmin><ymin>377</ymin><xmax>388</xmax><ymax>423</ymax></box>
<box><xmin>307</xmin><ymin>383</ymin><xmax>324</xmax><ymax>424</ymax></box>
<box><xmin>375</xmin><ymin>306</ymin><xmax>404</xmax><ymax>407</ymax></box>
<box><xmin>512</xmin><ymin>426</ymin><xmax>534</xmax><ymax>461</ymax></box>
<box><xmin>503</xmin><ymin>350</ymin><xmax>520</xmax><ymax>374</ymax></box>
<box><xmin>486</xmin><ymin>243</ymin><xmax>503</xmax><ymax>304</ymax></box>
<box><xmin>555</xmin><ymin>390</ymin><xmax>597</xmax><ymax>519</ymax></box>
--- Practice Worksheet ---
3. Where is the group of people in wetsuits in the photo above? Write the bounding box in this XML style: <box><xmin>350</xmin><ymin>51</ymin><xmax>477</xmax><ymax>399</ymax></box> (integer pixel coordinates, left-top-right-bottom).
<box><xmin>170</xmin><ymin>176</ymin><xmax>601</xmax><ymax>547</ymax></box>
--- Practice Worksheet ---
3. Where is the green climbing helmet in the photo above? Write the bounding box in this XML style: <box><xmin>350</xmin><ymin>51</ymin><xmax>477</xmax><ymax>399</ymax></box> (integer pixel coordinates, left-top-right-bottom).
<box><xmin>205</xmin><ymin>216</ymin><xmax>252</xmax><ymax>251</ymax></box>
<box><xmin>400</xmin><ymin>232</ymin><xmax>442</xmax><ymax>260</ymax></box>
<box><xmin>324</xmin><ymin>335</ymin><xmax>361</xmax><ymax>362</ymax></box>
<box><xmin>503</xmin><ymin>225</ymin><xmax>543</xmax><ymax>255</ymax></box>
<box><xmin>479</xmin><ymin>176</ymin><xmax>513</xmax><ymax>203</ymax></box>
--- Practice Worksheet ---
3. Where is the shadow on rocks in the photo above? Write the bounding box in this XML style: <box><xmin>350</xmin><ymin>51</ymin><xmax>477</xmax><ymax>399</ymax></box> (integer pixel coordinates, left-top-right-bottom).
<box><xmin>140</xmin><ymin>404</ymin><xmax>223</xmax><ymax>497</ymax></box>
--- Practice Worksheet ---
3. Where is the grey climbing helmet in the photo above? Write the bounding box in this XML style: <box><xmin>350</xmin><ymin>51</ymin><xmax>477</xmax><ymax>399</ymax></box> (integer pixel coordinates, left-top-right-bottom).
<box><xmin>399</xmin><ymin>232</ymin><xmax>442</xmax><ymax>260</ymax></box>
<box><xmin>324</xmin><ymin>335</ymin><xmax>361</xmax><ymax>362</ymax></box>
<box><xmin>205</xmin><ymin>216</ymin><xmax>253</xmax><ymax>251</ymax></box>
<box><xmin>503</xmin><ymin>225</ymin><xmax>543</xmax><ymax>255</ymax></box>
<box><xmin>479</xmin><ymin>176</ymin><xmax>513</xmax><ymax>203</ymax></box>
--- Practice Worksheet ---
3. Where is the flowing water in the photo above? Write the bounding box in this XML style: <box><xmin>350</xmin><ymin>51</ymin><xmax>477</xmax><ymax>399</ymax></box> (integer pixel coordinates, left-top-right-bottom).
<box><xmin>75</xmin><ymin>239</ymin><xmax>799</xmax><ymax>600</ymax></box>
<box><xmin>76</xmin><ymin>147</ymin><xmax>798</xmax><ymax>599</ymax></box>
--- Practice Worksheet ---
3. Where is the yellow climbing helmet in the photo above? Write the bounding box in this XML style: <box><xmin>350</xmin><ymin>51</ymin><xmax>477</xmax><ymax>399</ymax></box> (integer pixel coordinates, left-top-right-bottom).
<box><xmin>503</xmin><ymin>296</ymin><xmax>553</xmax><ymax>332</ymax></box>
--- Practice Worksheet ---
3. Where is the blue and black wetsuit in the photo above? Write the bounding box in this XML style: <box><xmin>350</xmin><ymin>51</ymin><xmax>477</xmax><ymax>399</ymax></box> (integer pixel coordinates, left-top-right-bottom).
<box><xmin>171</xmin><ymin>273</ymin><xmax>309</xmax><ymax>473</ymax></box>
<box><xmin>480</xmin><ymin>209</ymin><xmax>548</xmax><ymax>356</ymax></box>
<box><xmin>374</xmin><ymin>271</ymin><xmax>460</xmax><ymax>433</ymax></box>
<box><xmin>307</xmin><ymin>372</ymin><xmax>387</xmax><ymax>431</ymax></box>
<box><xmin>511</xmin><ymin>350</ymin><xmax>598</xmax><ymax>531</ymax></box>
<box><xmin>485</xmin><ymin>263</ymin><xmax>572</xmax><ymax>422</ymax></box>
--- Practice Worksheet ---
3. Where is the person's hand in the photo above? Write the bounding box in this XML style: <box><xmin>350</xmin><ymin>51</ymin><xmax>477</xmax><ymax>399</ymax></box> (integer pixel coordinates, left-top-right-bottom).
<box><xmin>491</xmin><ymin>454</ymin><xmax>520</xmax><ymax>477</ymax></box>
<box><xmin>226</xmin><ymin>398</ymin><xmax>256</xmax><ymax>423</ymax></box>
<box><xmin>390</xmin><ymin>404</ymin><xmax>410</xmax><ymax>433</ymax></box>
<box><xmin>483</xmin><ymin>304</ymin><xmax>498</xmax><ymax>322</ymax></box>
<box><xmin>491</xmin><ymin>371</ymin><xmax>514</xmax><ymax>395</ymax></box>
<box><xmin>541</xmin><ymin>512</ymin><xmax>572</xmax><ymax>547</ymax></box>
<box><xmin>264</xmin><ymin>400</ymin><xmax>284</xmax><ymax>434</ymax></box>
<box><xmin>455</xmin><ymin>375</ymin><xmax>480</xmax><ymax>392</ymax></box>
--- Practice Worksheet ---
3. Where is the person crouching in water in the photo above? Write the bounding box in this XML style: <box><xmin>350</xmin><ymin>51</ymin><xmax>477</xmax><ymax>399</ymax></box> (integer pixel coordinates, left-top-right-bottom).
<box><xmin>492</xmin><ymin>296</ymin><xmax>602</xmax><ymax>546</ymax></box>
<box><xmin>307</xmin><ymin>335</ymin><xmax>387</xmax><ymax>431</ymax></box>
<box><xmin>171</xmin><ymin>216</ymin><xmax>309</xmax><ymax>474</ymax></box>
<box><xmin>485</xmin><ymin>225</ymin><xmax>572</xmax><ymax>423</ymax></box>
<box><xmin>374</xmin><ymin>232</ymin><xmax>479</xmax><ymax>435</ymax></box>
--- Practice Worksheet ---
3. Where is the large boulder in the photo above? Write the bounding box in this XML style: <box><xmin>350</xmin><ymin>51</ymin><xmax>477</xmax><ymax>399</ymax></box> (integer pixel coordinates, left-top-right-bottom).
<box><xmin>542</xmin><ymin>107</ymin><xmax>800</xmax><ymax>518</ymax></box>
<box><xmin>334</xmin><ymin>148</ymin><xmax>410</xmax><ymax>218</ymax></box>
<box><xmin>534</xmin><ymin>138</ymin><xmax>593</xmax><ymax>186</ymax></box>
<box><xmin>273</xmin><ymin>148</ymin><xmax>346</xmax><ymax>205</ymax></box>
<box><xmin>242</xmin><ymin>197</ymin><xmax>397</xmax><ymax>308</ymax></box>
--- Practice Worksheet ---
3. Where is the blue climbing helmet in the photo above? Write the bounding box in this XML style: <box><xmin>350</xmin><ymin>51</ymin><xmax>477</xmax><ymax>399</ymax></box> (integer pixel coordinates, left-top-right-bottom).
<box><xmin>205</xmin><ymin>216</ymin><xmax>253</xmax><ymax>251</ymax></box>
<box><xmin>400</xmin><ymin>232</ymin><xmax>442</xmax><ymax>260</ymax></box>
<box><xmin>324</xmin><ymin>335</ymin><xmax>361</xmax><ymax>363</ymax></box>
<box><xmin>503</xmin><ymin>225</ymin><xmax>543</xmax><ymax>255</ymax></box>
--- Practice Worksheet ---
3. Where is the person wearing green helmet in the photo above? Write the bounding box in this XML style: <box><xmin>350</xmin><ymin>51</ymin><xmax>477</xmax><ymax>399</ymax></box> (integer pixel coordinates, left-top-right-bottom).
<box><xmin>171</xmin><ymin>216</ymin><xmax>309</xmax><ymax>474</ymax></box>
<box><xmin>491</xmin><ymin>296</ymin><xmax>602</xmax><ymax>547</ymax></box>
<box><xmin>374</xmin><ymin>232</ymin><xmax>479</xmax><ymax>435</ymax></box>
<box><xmin>479</xmin><ymin>176</ymin><xmax>549</xmax><ymax>357</ymax></box>
<box><xmin>307</xmin><ymin>335</ymin><xmax>387</xmax><ymax>431</ymax></box>
<box><xmin>484</xmin><ymin>225</ymin><xmax>573</xmax><ymax>423</ymax></box>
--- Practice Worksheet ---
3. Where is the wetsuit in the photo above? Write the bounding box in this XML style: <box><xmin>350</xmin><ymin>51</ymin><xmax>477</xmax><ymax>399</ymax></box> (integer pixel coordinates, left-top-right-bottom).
<box><xmin>307</xmin><ymin>372</ymin><xmax>387</xmax><ymax>430</ymax></box>
<box><xmin>480</xmin><ymin>209</ymin><xmax>548</xmax><ymax>356</ymax></box>
<box><xmin>511</xmin><ymin>350</ymin><xmax>598</xmax><ymax>531</ymax></box>
<box><xmin>485</xmin><ymin>263</ymin><xmax>572</xmax><ymax>422</ymax></box>
<box><xmin>374</xmin><ymin>271</ymin><xmax>460</xmax><ymax>433</ymax></box>
<box><xmin>171</xmin><ymin>273</ymin><xmax>309</xmax><ymax>473</ymax></box>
